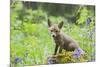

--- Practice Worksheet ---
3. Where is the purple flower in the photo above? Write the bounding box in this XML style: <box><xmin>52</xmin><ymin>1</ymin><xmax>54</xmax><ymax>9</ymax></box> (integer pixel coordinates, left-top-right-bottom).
<box><xmin>73</xmin><ymin>48</ymin><xmax>84</xmax><ymax>58</ymax></box>
<box><xmin>73</xmin><ymin>53</ymin><xmax>80</xmax><ymax>58</ymax></box>
<box><xmin>15</xmin><ymin>57</ymin><xmax>19</xmax><ymax>62</ymax></box>
<box><xmin>86</xmin><ymin>18</ymin><xmax>91</xmax><ymax>26</ymax></box>
<box><xmin>14</xmin><ymin>57</ymin><xmax>22</xmax><ymax>64</ymax></box>
<box><xmin>47</xmin><ymin>57</ymin><xmax>56</xmax><ymax>64</ymax></box>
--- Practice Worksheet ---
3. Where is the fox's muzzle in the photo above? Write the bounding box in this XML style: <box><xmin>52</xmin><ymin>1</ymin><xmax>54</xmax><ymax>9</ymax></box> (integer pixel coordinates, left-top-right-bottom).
<box><xmin>51</xmin><ymin>32</ymin><xmax>56</xmax><ymax>37</ymax></box>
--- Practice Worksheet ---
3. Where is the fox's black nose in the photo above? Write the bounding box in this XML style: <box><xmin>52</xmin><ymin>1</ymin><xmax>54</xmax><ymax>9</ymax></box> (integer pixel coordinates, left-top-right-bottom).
<box><xmin>52</xmin><ymin>35</ymin><xmax>55</xmax><ymax>37</ymax></box>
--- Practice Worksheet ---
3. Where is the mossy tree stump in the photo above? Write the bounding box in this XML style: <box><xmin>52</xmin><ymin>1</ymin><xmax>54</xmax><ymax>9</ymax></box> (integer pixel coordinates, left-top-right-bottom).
<box><xmin>46</xmin><ymin>50</ymin><xmax>89</xmax><ymax>64</ymax></box>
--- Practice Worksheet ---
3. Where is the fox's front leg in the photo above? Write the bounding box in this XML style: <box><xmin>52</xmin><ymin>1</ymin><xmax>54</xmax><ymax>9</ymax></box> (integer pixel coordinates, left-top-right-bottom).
<box><xmin>54</xmin><ymin>44</ymin><xmax>58</xmax><ymax>55</ymax></box>
<box><xmin>59</xmin><ymin>41</ymin><xmax>64</xmax><ymax>54</ymax></box>
<box><xmin>59</xmin><ymin>47</ymin><xmax>62</xmax><ymax>53</ymax></box>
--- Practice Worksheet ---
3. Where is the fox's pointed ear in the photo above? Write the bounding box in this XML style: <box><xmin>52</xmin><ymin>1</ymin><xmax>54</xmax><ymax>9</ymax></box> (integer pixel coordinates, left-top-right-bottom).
<box><xmin>48</xmin><ymin>19</ymin><xmax>52</xmax><ymax>27</ymax></box>
<box><xmin>58</xmin><ymin>21</ymin><xmax>64</xmax><ymax>29</ymax></box>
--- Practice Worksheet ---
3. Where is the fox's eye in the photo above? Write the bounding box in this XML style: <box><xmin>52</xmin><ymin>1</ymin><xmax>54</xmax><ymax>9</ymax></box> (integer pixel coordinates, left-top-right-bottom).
<box><xmin>55</xmin><ymin>30</ymin><xmax>58</xmax><ymax>32</ymax></box>
<box><xmin>51</xmin><ymin>30</ymin><xmax>53</xmax><ymax>32</ymax></box>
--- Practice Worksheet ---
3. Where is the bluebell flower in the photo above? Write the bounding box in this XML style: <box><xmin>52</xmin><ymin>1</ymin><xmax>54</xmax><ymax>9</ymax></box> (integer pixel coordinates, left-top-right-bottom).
<box><xmin>86</xmin><ymin>18</ymin><xmax>91</xmax><ymax>26</ymax></box>
<box><xmin>73</xmin><ymin>48</ymin><xmax>84</xmax><ymax>58</ymax></box>
<box><xmin>15</xmin><ymin>57</ymin><xmax>19</xmax><ymax>63</ymax></box>
<box><xmin>14</xmin><ymin>57</ymin><xmax>22</xmax><ymax>64</ymax></box>
<box><xmin>47</xmin><ymin>57</ymin><xmax>56</xmax><ymax>64</ymax></box>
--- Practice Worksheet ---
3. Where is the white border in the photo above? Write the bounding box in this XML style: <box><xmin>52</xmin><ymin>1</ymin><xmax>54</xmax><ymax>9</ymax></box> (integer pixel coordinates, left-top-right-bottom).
<box><xmin>21</xmin><ymin>0</ymin><xmax>95</xmax><ymax>5</ymax></box>
<box><xmin>0</xmin><ymin>0</ymin><xmax>98</xmax><ymax>67</ymax></box>
<box><xmin>0</xmin><ymin>0</ymin><xmax>10</xmax><ymax>67</ymax></box>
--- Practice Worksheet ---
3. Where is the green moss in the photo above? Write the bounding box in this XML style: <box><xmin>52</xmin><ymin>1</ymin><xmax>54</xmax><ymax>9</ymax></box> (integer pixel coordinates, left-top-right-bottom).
<box><xmin>46</xmin><ymin>51</ymin><xmax>89</xmax><ymax>64</ymax></box>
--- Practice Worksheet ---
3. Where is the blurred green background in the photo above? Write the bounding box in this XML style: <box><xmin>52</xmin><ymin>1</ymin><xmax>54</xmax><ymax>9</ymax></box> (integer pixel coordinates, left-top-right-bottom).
<box><xmin>10</xmin><ymin>1</ymin><xmax>95</xmax><ymax>66</ymax></box>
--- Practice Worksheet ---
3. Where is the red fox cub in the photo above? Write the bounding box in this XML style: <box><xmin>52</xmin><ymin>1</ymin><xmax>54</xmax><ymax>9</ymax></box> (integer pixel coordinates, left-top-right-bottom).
<box><xmin>48</xmin><ymin>19</ymin><xmax>84</xmax><ymax>55</ymax></box>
